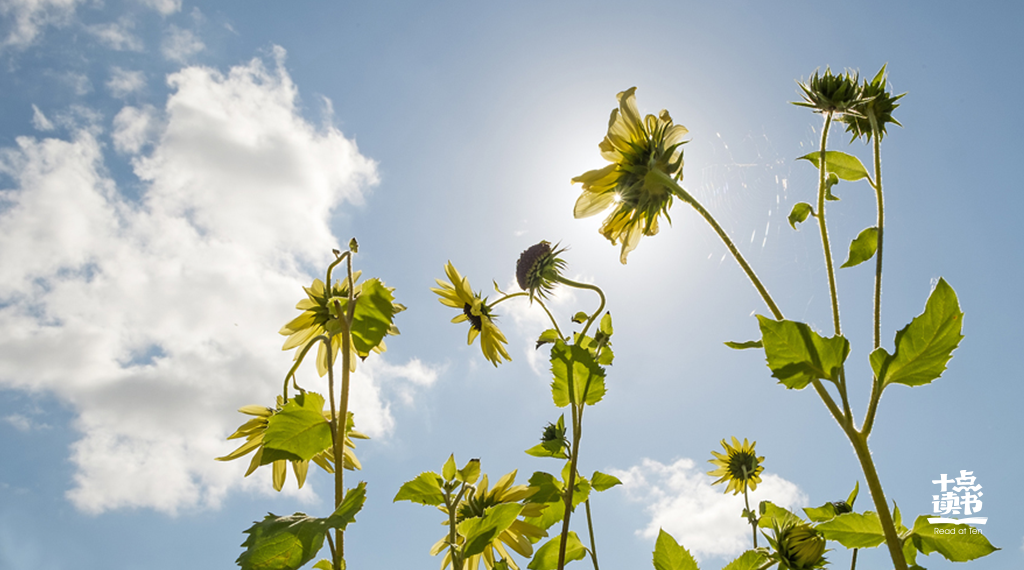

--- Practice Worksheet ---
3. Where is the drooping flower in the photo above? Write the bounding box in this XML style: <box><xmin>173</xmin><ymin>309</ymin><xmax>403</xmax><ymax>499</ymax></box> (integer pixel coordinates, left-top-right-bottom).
<box><xmin>216</xmin><ymin>399</ymin><xmax>367</xmax><ymax>491</ymax></box>
<box><xmin>841</xmin><ymin>64</ymin><xmax>905</xmax><ymax>142</ymax></box>
<box><xmin>433</xmin><ymin>470</ymin><xmax>547</xmax><ymax>570</ymax></box>
<box><xmin>432</xmin><ymin>261</ymin><xmax>511</xmax><ymax>366</ymax></box>
<box><xmin>515</xmin><ymin>241</ymin><xmax>567</xmax><ymax>301</ymax></box>
<box><xmin>572</xmin><ymin>87</ymin><xmax>689</xmax><ymax>264</ymax></box>
<box><xmin>708</xmin><ymin>436</ymin><xmax>765</xmax><ymax>495</ymax></box>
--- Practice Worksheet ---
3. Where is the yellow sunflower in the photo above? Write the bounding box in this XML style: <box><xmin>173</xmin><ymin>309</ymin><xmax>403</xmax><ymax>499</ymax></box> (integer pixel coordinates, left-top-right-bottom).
<box><xmin>431</xmin><ymin>261</ymin><xmax>511</xmax><ymax>367</ymax></box>
<box><xmin>572</xmin><ymin>87</ymin><xmax>689</xmax><ymax>264</ymax></box>
<box><xmin>708</xmin><ymin>437</ymin><xmax>765</xmax><ymax>495</ymax></box>
<box><xmin>432</xmin><ymin>470</ymin><xmax>547</xmax><ymax>570</ymax></box>
<box><xmin>216</xmin><ymin>398</ymin><xmax>368</xmax><ymax>491</ymax></box>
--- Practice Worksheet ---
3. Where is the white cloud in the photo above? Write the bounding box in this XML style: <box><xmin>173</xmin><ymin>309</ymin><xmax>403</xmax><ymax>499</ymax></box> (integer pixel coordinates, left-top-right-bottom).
<box><xmin>107</xmin><ymin>67</ymin><xmax>147</xmax><ymax>98</ymax></box>
<box><xmin>612</xmin><ymin>458</ymin><xmax>806</xmax><ymax>561</ymax></box>
<box><xmin>498</xmin><ymin>276</ymin><xmax>580</xmax><ymax>375</ymax></box>
<box><xmin>31</xmin><ymin>104</ymin><xmax>54</xmax><ymax>130</ymax></box>
<box><xmin>112</xmin><ymin>104</ymin><xmax>158</xmax><ymax>154</ymax></box>
<box><xmin>140</xmin><ymin>0</ymin><xmax>181</xmax><ymax>16</ymax></box>
<box><xmin>161</xmin><ymin>24</ymin><xmax>203</xmax><ymax>63</ymax></box>
<box><xmin>0</xmin><ymin>0</ymin><xmax>83</xmax><ymax>48</ymax></box>
<box><xmin>0</xmin><ymin>48</ymin><xmax>433</xmax><ymax>515</ymax></box>
<box><xmin>3</xmin><ymin>413</ymin><xmax>50</xmax><ymax>431</ymax></box>
<box><xmin>85</xmin><ymin>17</ymin><xmax>143</xmax><ymax>51</ymax></box>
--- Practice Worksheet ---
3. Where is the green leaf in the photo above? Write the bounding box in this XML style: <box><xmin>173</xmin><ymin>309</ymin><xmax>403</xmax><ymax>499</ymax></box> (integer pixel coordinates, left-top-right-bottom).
<box><xmin>788</xmin><ymin>202</ymin><xmax>814</xmax><ymax>229</ymax></box>
<box><xmin>458</xmin><ymin>458</ymin><xmax>481</xmax><ymax>485</ymax></box>
<box><xmin>350</xmin><ymin>278</ymin><xmax>396</xmax><ymax>358</ymax></box>
<box><xmin>263</xmin><ymin>393</ymin><xmax>332</xmax><ymax>462</ymax></box>
<box><xmin>599</xmin><ymin>312</ymin><xmax>613</xmax><ymax>336</ymax></box>
<box><xmin>442</xmin><ymin>454</ymin><xmax>457</xmax><ymax>482</ymax></box>
<box><xmin>524</xmin><ymin>441</ymin><xmax>568</xmax><ymax>460</ymax></box>
<box><xmin>393</xmin><ymin>471</ymin><xmax>445</xmax><ymax>506</ymax></box>
<box><xmin>591</xmin><ymin>471</ymin><xmax>622</xmax><ymax>492</ymax></box>
<box><xmin>756</xmin><ymin>316</ymin><xmax>850</xmax><ymax>389</ymax></box>
<box><xmin>652</xmin><ymin>529</ymin><xmax>700</xmax><ymax>570</ymax></box>
<box><xmin>536</xmin><ymin>328</ymin><xmax>561</xmax><ymax>350</ymax></box>
<box><xmin>571</xmin><ymin>311</ymin><xmax>589</xmax><ymax>324</ymax></box>
<box><xmin>824</xmin><ymin>172</ymin><xmax>841</xmax><ymax>201</ymax></box>
<box><xmin>459</xmin><ymin>503</ymin><xmax>524</xmax><ymax>558</ymax></box>
<box><xmin>722</xmin><ymin>550</ymin><xmax>770</xmax><ymax>570</ymax></box>
<box><xmin>841</xmin><ymin>227</ymin><xmax>878</xmax><ymax>268</ymax></box>
<box><xmin>550</xmin><ymin>340</ymin><xmax>606</xmax><ymax>407</ymax></box>
<box><xmin>798</xmin><ymin>150</ymin><xmax>870</xmax><ymax>182</ymax></box>
<box><xmin>724</xmin><ymin>340</ymin><xmax>762</xmax><ymax>350</ymax></box>
<box><xmin>528</xmin><ymin>532</ymin><xmax>587</xmax><ymax>570</ymax></box>
<box><xmin>523</xmin><ymin>472</ymin><xmax>565</xmax><ymax>533</ymax></box>
<box><xmin>757</xmin><ymin>501</ymin><xmax>803</xmax><ymax>529</ymax></box>
<box><xmin>910</xmin><ymin>516</ymin><xmax>999</xmax><ymax>562</ymax></box>
<box><xmin>816</xmin><ymin>512</ymin><xmax>886</xmax><ymax>548</ymax></box>
<box><xmin>312</xmin><ymin>560</ymin><xmax>331</xmax><ymax>570</ymax></box>
<box><xmin>237</xmin><ymin>483</ymin><xmax>365</xmax><ymax>570</ymax></box>
<box><xmin>803</xmin><ymin>503</ymin><xmax>840</xmax><ymax>523</ymax></box>
<box><xmin>847</xmin><ymin>481</ymin><xmax>859</xmax><ymax>508</ymax></box>
<box><xmin>874</xmin><ymin>278</ymin><xmax>964</xmax><ymax>388</ymax></box>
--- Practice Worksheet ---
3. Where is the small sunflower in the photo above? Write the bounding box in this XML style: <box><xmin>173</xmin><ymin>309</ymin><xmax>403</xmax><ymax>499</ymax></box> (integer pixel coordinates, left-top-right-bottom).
<box><xmin>432</xmin><ymin>470</ymin><xmax>547</xmax><ymax>570</ymax></box>
<box><xmin>708</xmin><ymin>437</ymin><xmax>765</xmax><ymax>495</ymax></box>
<box><xmin>216</xmin><ymin>398</ymin><xmax>367</xmax><ymax>491</ymax></box>
<box><xmin>572</xmin><ymin>87</ymin><xmax>689</xmax><ymax>264</ymax></box>
<box><xmin>431</xmin><ymin>261</ymin><xmax>511</xmax><ymax>367</ymax></box>
<box><xmin>515</xmin><ymin>241</ymin><xmax>567</xmax><ymax>301</ymax></box>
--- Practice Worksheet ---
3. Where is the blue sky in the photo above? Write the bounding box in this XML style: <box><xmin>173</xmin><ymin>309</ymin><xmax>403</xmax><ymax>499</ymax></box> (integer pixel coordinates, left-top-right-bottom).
<box><xmin>0</xmin><ymin>1</ymin><xmax>1021</xmax><ymax>569</ymax></box>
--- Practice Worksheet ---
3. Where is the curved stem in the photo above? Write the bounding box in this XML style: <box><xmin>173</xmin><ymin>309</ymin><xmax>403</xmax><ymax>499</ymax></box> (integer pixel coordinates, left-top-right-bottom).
<box><xmin>282</xmin><ymin>335</ymin><xmax>330</xmax><ymax>401</ymax></box>
<box><xmin>490</xmin><ymin>291</ymin><xmax>529</xmax><ymax>307</ymax></box>
<box><xmin>553</xmin><ymin>276</ymin><xmax>605</xmax><ymax>338</ymax></box>
<box><xmin>324</xmin><ymin>251</ymin><xmax>350</xmax><ymax>292</ymax></box>
<box><xmin>536</xmin><ymin>298</ymin><xmax>566</xmax><ymax>340</ymax></box>
<box><xmin>650</xmin><ymin>169</ymin><xmax>784</xmax><ymax>321</ymax></box>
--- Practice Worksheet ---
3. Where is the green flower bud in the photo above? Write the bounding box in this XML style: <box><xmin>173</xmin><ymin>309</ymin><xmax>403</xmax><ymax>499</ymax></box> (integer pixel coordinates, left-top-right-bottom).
<box><xmin>772</xmin><ymin>522</ymin><xmax>827</xmax><ymax>570</ymax></box>
<box><xmin>794</xmin><ymin>67</ymin><xmax>866</xmax><ymax>116</ymax></box>
<box><xmin>841</xmin><ymin>64</ymin><xmax>905</xmax><ymax>143</ymax></box>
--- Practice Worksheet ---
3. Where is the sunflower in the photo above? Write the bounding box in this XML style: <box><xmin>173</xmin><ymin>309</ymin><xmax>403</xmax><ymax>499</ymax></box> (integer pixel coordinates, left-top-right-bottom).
<box><xmin>708</xmin><ymin>437</ymin><xmax>765</xmax><ymax>495</ymax></box>
<box><xmin>431</xmin><ymin>261</ymin><xmax>511</xmax><ymax>367</ymax></box>
<box><xmin>515</xmin><ymin>241</ymin><xmax>567</xmax><ymax>301</ymax></box>
<box><xmin>432</xmin><ymin>470</ymin><xmax>547</xmax><ymax>570</ymax></box>
<box><xmin>572</xmin><ymin>87</ymin><xmax>689</xmax><ymax>264</ymax></box>
<box><xmin>279</xmin><ymin>272</ymin><xmax>404</xmax><ymax>376</ymax></box>
<box><xmin>216</xmin><ymin>398</ymin><xmax>368</xmax><ymax>491</ymax></box>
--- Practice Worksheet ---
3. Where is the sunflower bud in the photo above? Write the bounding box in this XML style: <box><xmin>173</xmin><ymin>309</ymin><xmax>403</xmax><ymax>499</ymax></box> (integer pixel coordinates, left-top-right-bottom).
<box><xmin>841</xmin><ymin>64</ymin><xmax>904</xmax><ymax>143</ymax></box>
<box><xmin>516</xmin><ymin>241</ymin><xmax>567</xmax><ymax>300</ymax></box>
<box><xmin>771</xmin><ymin>522</ymin><xmax>827</xmax><ymax>570</ymax></box>
<box><xmin>794</xmin><ymin>67</ymin><xmax>866</xmax><ymax>116</ymax></box>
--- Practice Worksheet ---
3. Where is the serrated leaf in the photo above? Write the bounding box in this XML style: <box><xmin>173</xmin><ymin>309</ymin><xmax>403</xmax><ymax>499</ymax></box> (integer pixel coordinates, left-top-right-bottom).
<box><xmin>263</xmin><ymin>393</ymin><xmax>332</xmax><ymax>462</ymax></box>
<box><xmin>442</xmin><ymin>454</ymin><xmax>457</xmax><ymax>482</ymax></box>
<box><xmin>724</xmin><ymin>340</ymin><xmax>763</xmax><ymax>350</ymax></box>
<box><xmin>798</xmin><ymin>150</ymin><xmax>870</xmax><ymax>182</ymax></box>
<box><xmin>536</xmin><ymin>329</ymin><xmax>561</xmax><ymax>350</ymax></box>
<box><xmin>591</xmin><ymin>471</ymin><xmax>622</xmax><ymax>492</ymax></box>
<box><xmin>653</xmin><ymin>529</ymin><xmax>700</xmax><ymax>570</ymax></box>
<box><xmin>876</xmin><ymin>279</ymin><xmax>964</xmax><ymax>388</ymax></box>
<box><xmin>528</xmin><ymin>532</ymin><xmax>587</xmax><ymax>570</ymax></box>
<box><xmin>350</xmin><ymin>278</ymin><xmax>397</xmax><ymax>358</ymax></box>
<box><xmin>756</xmin><ymin>316</ymin><xmax>850</xmax><ymax>389</ymax></box>
<box><xmin>788</xmin><ymin>202</ymin><xmax>814</xmax><ymax>229</ymax></box>
<box><xmin>550</xmin><ymin>340</ymin><xmax>606</xmax><ymax>407</ymax></box>
<box><xmin>910</xmin><ymin>516</ymin><xmax>998</xmax><ymax>562</ymax></box>
<box><xmin>571</xmin><ymin>311</ymin><xmax>589</xmax><ymax>324</ymax></box>
<box><xmin>237</xmin><ymin>483</ymin><xmax>365</xmax><ymax>570</ymax></box>
<box><xmin>523</xmin><ymin>472</ymin><xmax>565</xmax><ymax>533</ymax></box>
<box><xmin>393</xmin><ymin>471</ymin><xmax>444</xmax><ymax>506</ymax></box>
<box><xmin>722</xmin><ymin>549</ymin><xmax>770</xmax><ymax>570</ymax></box>
<box><xmin>816</xmin><ymin>511</ymin><xmax>886</xmax><ymax>548</ymax></box>
<box><xmin>841</xmin><ymin>227</ymin><xmax>879</xmax><ymax>268</ymax></box>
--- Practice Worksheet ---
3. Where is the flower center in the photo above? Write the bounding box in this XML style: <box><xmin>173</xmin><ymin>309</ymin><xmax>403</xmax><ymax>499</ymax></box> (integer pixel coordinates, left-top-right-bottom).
<box><xmin>463</xmin><ymin>303</ymin><xmax>483</xmax><ymax>331</ymax></box>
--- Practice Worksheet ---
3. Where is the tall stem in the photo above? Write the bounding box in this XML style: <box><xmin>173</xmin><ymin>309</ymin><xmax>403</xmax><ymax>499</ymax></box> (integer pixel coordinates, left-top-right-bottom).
<box><xmin>816</xmin><ymin>112</ymin><xmax>842</xmax><ymax>337</ymax></box>
<box><xmin>557</xmin><ymin>403</ymin><xmax>583</xmax><ymax>570</ymax></box>
<box><xmin>862</xmin><ymin>116</ymin><xmax>885</xmax><ymax>437</ymax></box>
<box><xmin>584</xmin><ymin>499</ymin><xmax>600</xmax><ymax>570</ymax></box>
<box><xmin>847</xmin><ymin>429</ymin><xmax>907</xmax><ymax>570</ymax></box>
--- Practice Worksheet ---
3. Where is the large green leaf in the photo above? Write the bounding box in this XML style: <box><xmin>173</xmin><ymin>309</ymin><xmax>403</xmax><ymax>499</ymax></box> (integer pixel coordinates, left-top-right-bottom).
<box><xmin>871</xmin><ymin>278</ymin><xmax>964</xmax><ymax>388</ymax></box>
<box><xmin>652</xmin><ymin>529</ymin><xmax>700</xmax><ymax>570</ymax></box>
<box><xmin>528</xmin><ymin>532</ymin><xmax>587</xmax><ymax>570</ymax></box>
<box><xmin>798</xmin><ymin>150</ymin><xmax>870</xmax><ymax>182</ymax></box>
<box><xmin>909</xmin><ymin>516</ymin><xmax>998</xmax><ymax>562</ymax></box>
<box><xmin>459</xmin><ymin>503</ymin><xmax>524</xmax><ymax>558</ymax></box>
<box><xmin>756</xmin><ymin>316</ymin><xmax>850</xmax><ymax>389</ymax></box>
<box><xmin>757</xmin><ymin>501</ymin><xmax>803</xmax><ymax>529</ymax></box>
<box><xmin>262</xmin><ymin>393</ymin><xmax>332</xmax><ymax>462</ymax></box>
<box><xmin>550</xmin><ymin>340</ymin><xmax>606</xmax><ymax>407</ymax></box>
<box><xmin>350</xmin><ymin>278</ymin><xmax>396</xmax><ymax>358</ymax></box>
<box><xmin>816</xmin><ymin>512</ymin><xmax>886</xmax><ymax>548</ymax></box>
<box><xmin>393</xmin><ymin>471</ymin><xmax>445</xmax><ymax>506</ymax></box>
<box><xmin>722</xmin><ymin>550</ymin><xmax>770</xmax><ymax>570</ymax></box>
<box><xmin>840</xmin><ymin>227</ymin><xmax>878</xmax><ymax>268</ymax></box>
<box><xmin>236</xmin><ymin>483</ymin><xmax>366</xmax><ymax>570</ymax></box>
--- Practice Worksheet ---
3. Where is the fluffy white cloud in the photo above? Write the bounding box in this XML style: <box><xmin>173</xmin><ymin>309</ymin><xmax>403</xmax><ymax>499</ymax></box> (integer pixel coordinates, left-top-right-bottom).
<box><xmin>140</xmin><ymin>0</ymin><xmax>181</xmax><ymax>16</ymax></box>
<box><xmin>0</xmin><ymin>0</ymin><xmax>83</xmax><ymax>48</ymax></box>
<box><xmin>612</xmin><ymin>458</ymin><xmax>807</xmax><ymax>561</ymax></box>
<box><xmin>161</xmin><ymin>24</ymin><xmax>203</xmax><ymax>63</ymax></box>
<box><xmin>0</xmin><ymin>48</ymin><xmax>434</xmax><ymax>515</ymax></box>
<box><xmin>85</xmin><ymin>17</ymin><xmax>143</xmax><ymax>51</ymax></box>
<box><xmin>112</xmin><ymin>104</ymin><xmax>158</xmax><ymax>154</ymax></box>
<box><xmin>107</xmin><ymin>66</ymin><xmax>147</xmax><ymax>98</ymax></box>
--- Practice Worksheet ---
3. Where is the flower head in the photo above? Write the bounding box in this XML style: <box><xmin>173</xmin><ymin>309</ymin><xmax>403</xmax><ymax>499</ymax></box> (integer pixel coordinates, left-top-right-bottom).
<box><xmin>708</xmin><ymin>436</ymin><xmax>765</xmax><ymax>495</ymax></box>
<box><xmin>767</xmin><ymin>521</ymin><xmax>828</xmax><ymax>570</ymax></box>
<box><xmin>515</xmin><ymin>241</ymin><xmax>567</xmax><ymax>301</ymax></box>
<box><xmin>572</xmin><ymin>87</ymin><xmax>689</xmax><ymax>264</ymax></box>
<box><xmin>432</xmin><ymin>261</ymin><xmax>511</xmax><ymax>366</ymax></box>
<box><xmin>795</xmin><ymin>67</ymin><xmax>867</xmax><ymax>116</ymax></box>
<box><xmin>841</xmin><ymin>64</ymin><xmax>904</xmax><ymax>143</ymax></box>
<box><xmin>433</xmin><ymin>470</ymin><xmax>547</xmax><ymax>570</ymax></box>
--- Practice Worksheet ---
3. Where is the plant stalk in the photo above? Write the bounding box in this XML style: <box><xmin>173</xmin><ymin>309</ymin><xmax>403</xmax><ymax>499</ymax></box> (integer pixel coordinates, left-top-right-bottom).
<box><xmin>847</xmin><ymin>429</ymin><xmax>906</xmax><ymax>570</ymax></box>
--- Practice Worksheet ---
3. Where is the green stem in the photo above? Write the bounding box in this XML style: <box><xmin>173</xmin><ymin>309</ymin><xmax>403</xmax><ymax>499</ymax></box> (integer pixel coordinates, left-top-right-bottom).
<box><xmin>742</xmin><ymin>469</ymin><xmax>756</xmax><ymax>549</ymax></box>
<box><xmin>847</xmin><ymin>430</ymin><xmax>907</xmax><ymax>570</ymax></box>
<box><xmin>585</xmin><ymin>499</ymin><xmax>600</xmax><ymax>570</ymax></box>
<box><xmin>850</xmin><ymin>547</ymin><xmax>858</xmax><ymax>570</ymax></box>
<box><xmin>557</xmin><ymin>403</ymin><xmax>584</xmax><ymax>570</ymax></box>
<box><xmin>282</xmin><ymin>335</ymin><xmax>329</xmax><ymax>401</ymax></box>
<box><xmin>651</xmin><ymin>170</ymin><xmax>783</xmax><ymax>321</ymax></box>
<box><xmin>446</xmin><ymin>484</ymin><xmax>469</xmax><ymax>570</ymax></box>
<box><xmin>536</xmin><ymin>298</ymin><xmax>566</xmax><ymax>340</ymax></box>
<box><xmin>553</xmin><ymin>276</ymin><xmax>606</xmax><ymax>338</ymax></box>
<box><xmin>862</xmin><ymin>115</ymin><xmax>885</xmax><ymax>437</ymax></box>
<box><xmin>490</xmin><ymin>291</ymin><xmax>529</xmax><ymax>307</ymax></box>
<box><xmin>816</xmin><ymin>112</ymin><xmax>842</xmax><ymax>337</ymax></box>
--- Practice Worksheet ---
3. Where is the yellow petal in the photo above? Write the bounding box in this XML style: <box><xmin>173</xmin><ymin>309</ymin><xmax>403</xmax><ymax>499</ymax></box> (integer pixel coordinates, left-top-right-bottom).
<box><xmin>573</xmin><ymin>189</ymin><xmax>616</xmax><ymax>219</ymax></box>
